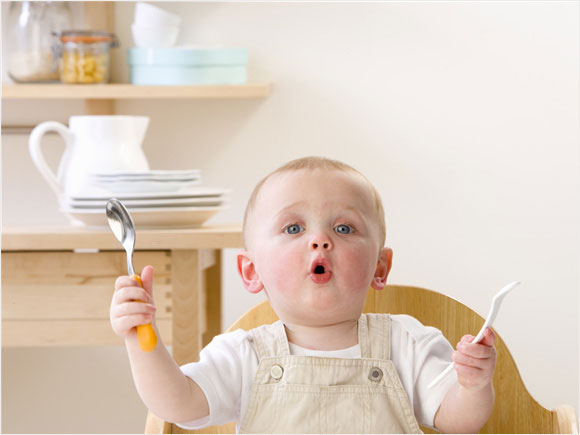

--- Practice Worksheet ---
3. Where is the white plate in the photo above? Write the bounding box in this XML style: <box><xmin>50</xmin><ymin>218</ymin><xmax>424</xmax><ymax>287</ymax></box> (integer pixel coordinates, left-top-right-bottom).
<box><xmin>93</xmin><ymin>175</ymin><xmax>201</xmax><ymax>182</ymax></box>
<box><xmin>91</xmin><ymin>169</ymin><xmax>201</xmax><ymax>178</ymax></box>
<box><xmin>65</xmin><ymin>196</ymin><xmax>227</xmax><ymax>208</ymax></box>
<box><xmin>68</xmin><ymin>187</ymin><xmax>231</xmax><ymax>201</ymax></box>
<box><xmin>62</xmin><ymin>206</ymin><xmax>228</xmax><ymax>228</ymax></box>
<box><xmin>90</xmin><ymin>179</ymin><xmax>202</xmax><ymax>194</ymax></box>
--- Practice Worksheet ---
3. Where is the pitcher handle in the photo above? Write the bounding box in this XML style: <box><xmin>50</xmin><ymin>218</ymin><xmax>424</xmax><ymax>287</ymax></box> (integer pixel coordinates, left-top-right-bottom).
<box><xmin>28</xmin><ymin>121</ymin><xmax>74</xmax><ymax>198</ymax></box>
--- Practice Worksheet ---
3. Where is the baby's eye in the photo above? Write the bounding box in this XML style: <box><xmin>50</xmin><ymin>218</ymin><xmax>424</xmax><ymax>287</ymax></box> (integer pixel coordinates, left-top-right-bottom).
<box><xmin>284</xmin><ymin>224</ymin><xmax>303</xmax><ymax>235</ymax></box>
<box><xmin>335</xmin><ymin>224</ymin><xmax>353</xmax><ymax>234</ymax></box>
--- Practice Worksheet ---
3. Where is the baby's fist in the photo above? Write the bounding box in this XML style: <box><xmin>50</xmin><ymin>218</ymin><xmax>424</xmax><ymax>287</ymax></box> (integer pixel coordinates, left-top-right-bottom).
<box><xmin>452</xmin><ymin>328</ymin><xmax>497</xmax><ymax>391</ymax></box>
<box><xmin>110</xmin><ymin>265</ymin><xmax>156</xmax><ymax>340</ymax></box>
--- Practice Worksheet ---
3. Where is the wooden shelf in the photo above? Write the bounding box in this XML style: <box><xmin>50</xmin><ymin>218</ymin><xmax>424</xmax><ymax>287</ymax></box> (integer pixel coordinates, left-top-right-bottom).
<box><xmin>1</xmin><ymin>83</ymin><xmax>272</xmax><ymax>100</ymax></box>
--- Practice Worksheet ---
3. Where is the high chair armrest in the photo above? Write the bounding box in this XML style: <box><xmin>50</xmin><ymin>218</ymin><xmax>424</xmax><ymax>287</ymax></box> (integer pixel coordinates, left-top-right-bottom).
<box><xmin>554</xmin><ymin>404</ymin><xmax>579</xmax><ymax>434</ymax></box>
<box><xmin>144</xmin><ymin>410</ymin><xmax>171</xmax><ymax>434</ymax></box>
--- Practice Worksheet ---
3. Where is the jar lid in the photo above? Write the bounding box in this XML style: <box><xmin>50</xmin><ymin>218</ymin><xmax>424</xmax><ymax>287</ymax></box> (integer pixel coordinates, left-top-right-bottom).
<box><xmin>58</xmin><ymin>30</ymin><xmax>119</xmax><ymax>47</ymax></box>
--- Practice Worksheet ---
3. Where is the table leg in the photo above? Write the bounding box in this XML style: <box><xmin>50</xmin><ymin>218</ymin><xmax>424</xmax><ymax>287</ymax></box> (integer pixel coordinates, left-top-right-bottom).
<box><xmin>203</xmin><ymin>249</ymin><xmax>222</xmax><ymax>346</ymax></box>
<box><xmin>171</xmin><ymin>249</ymin><xmax>203</xmax><ymax>366</ymax></box>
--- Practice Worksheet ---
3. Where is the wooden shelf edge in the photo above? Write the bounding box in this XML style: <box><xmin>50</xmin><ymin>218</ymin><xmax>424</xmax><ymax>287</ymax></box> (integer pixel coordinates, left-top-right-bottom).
<box><xmin>1</xmin><ymin>83</ymin><xmax>272</xmax><ymax>100</ymax></box>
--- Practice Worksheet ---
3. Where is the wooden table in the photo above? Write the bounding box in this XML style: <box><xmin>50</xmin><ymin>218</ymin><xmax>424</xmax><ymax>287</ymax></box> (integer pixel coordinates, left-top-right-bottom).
<box><xmin>1</xmin><ymin>225</ymin><xmax>243</xmax><ymax>365</ymax></box>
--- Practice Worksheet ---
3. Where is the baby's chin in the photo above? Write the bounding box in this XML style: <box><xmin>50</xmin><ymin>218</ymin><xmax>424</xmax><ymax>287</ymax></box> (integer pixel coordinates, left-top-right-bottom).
<box><xmin>264</xmin><ymin>283</ymin><xmax>368</xmax><ymax>325</ymax></box>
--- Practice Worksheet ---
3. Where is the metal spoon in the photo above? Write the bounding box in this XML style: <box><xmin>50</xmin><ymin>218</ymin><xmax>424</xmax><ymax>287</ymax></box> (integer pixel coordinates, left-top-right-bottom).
<box><xmin>427</xmin><ymin>280</ymin><xmax>520</xmax><ymax>389</ymax></box>
<box><xmin>106</xmin><ymin>198</ymin><xmax>157</xmax><ymax>352</ymax></box>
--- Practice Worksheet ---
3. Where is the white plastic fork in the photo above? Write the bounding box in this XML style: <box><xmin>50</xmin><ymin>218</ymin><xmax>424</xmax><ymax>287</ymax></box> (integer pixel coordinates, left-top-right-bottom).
<box><xmin>427</xmin><ymin>280</ymin><xmax>521</xmax><ymax>389</ymax></box>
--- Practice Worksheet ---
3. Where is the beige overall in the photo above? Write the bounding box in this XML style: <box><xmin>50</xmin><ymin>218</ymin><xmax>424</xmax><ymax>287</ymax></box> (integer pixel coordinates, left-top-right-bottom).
<box><xmin>239</xmin><ymin>313</ymin><xmax>422</xmax><ymax>434</ymax></box>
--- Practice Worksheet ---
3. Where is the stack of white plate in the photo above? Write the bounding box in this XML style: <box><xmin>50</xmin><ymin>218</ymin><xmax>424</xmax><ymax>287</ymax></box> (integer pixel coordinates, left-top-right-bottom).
<box><xmin>60</xmin><ymin>170</ymin><xmax>230</xmax><ymax>228</ymax></box>
<box><xmin>89</xmin><ymin>169</ymin><xmax>202</xmax><ymax>194</ymax></box>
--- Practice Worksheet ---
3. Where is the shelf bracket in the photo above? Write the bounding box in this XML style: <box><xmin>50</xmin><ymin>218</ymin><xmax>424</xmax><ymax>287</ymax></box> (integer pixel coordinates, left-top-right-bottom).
<box><xmin>85</xmin><ymin>98</ymin><xmax>115</xmax><ymax>115</ymax></box>
<box><xmin>1</xmin><ymin>99</ymin><xmax>116</xmax><ymax>134</ymax></box>
<box><xmin>1</xmin><ymin>126</ymin><xmax>37</xmax><ymax>135</ymax></box>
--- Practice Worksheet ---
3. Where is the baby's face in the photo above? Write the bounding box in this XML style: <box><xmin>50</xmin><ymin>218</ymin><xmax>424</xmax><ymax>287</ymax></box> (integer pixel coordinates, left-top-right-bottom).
<box><xmin>242</xmin><ymin>169</ymin><xmax>390</xmax><ymax>327</ymax></box>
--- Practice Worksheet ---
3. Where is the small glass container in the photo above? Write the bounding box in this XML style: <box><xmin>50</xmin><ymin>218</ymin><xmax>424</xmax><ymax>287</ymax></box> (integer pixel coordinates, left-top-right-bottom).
<box><xmin>6</xmin><ymin>2</ymin><xmax>72</xmax><ymax>83</ymax></box>
<box><xmin>57</xmin><ymin>31</ymin><xmax>119</xmax><ymax>84</ymax></box>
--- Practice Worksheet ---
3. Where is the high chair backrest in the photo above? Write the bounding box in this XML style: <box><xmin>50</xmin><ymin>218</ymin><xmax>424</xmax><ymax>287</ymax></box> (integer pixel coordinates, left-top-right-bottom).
<box><xmin>144</xmin><ymin>285</ymin><xmax>578</xmax><ymax>434</ymax></box>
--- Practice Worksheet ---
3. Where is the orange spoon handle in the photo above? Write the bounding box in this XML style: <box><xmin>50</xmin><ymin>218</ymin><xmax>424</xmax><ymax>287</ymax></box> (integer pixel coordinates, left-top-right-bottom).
<box><xmin>131</xmin><ymin>274</ymin><xmax>157</xmax><ymax>352</ymax></box>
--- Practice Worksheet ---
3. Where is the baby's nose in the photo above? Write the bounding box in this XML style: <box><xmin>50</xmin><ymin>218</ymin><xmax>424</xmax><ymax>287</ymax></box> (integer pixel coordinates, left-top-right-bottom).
<box><xmin>310</xmin><ymin>234</ymin><xmax>333</xmax><ymax>250</ymax></box>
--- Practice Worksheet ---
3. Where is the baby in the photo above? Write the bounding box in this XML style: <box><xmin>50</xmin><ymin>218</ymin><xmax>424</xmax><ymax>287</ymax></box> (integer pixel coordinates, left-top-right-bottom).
<box><xmin>111</xmin><ymin>156</ymin><xmax>496</xmax><ymax>433</ymax></box>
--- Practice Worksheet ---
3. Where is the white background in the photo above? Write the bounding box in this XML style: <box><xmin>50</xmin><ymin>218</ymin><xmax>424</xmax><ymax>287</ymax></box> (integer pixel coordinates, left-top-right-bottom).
<box><xmin>2</xmin><ymin>1</ymin><xmax>578</xmax><ymax>433</ymax></box>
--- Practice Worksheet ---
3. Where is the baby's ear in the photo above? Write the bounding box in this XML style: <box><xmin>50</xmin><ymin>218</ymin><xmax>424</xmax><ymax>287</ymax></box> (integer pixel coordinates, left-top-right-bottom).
<box><xmin>371</xmin><ymin>247</ymin><xmax>393</xmax><ymax>290</ymax></box>
<box><xmin>236</xmin><ymin>251</ymin><xmax>264</xmax><ymax>294</ymax></box>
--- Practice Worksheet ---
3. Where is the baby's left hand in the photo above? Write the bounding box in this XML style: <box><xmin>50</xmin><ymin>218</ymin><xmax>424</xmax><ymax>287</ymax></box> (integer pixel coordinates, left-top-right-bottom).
<box><xmin>452</xmin><ymin>327</ymin><xmax>497</xmax><ymax>391</ymax></box>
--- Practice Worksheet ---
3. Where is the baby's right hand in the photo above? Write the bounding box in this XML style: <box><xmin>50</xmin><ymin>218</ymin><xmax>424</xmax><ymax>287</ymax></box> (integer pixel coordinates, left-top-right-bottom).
<box><xmin>110</xmin><ymin>265</ymin><xmax>157</xmax><ymax>340</ymax></box>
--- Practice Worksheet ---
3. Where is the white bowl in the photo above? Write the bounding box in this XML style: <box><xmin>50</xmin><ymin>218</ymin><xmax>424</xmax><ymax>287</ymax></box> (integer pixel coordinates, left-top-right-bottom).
<box><xmin>132</xmin><ymin>23</ymin><xmax>179</xmax><ymax>48</ymax></box>
<box><xmin>134</xmin><ymin>2</ymin><xmax>182</xmax><ymax>28</ymax></box>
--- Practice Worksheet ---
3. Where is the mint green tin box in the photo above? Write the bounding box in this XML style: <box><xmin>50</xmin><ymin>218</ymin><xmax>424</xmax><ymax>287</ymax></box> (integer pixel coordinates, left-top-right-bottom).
<box><xmin>128</xmin><ymin>47</ymin><xmax>248</xmax><ymax>85</ymax></box>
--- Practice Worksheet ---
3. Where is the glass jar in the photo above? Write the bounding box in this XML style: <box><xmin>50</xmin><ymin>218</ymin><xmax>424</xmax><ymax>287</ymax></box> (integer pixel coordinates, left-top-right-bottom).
<box><xmin>56</xmin><ymin>31</ymin><xmax>119</xmax><ymax>84</ymax></box>
<box><xmin>6</xmin><ymin>1</ymin><xmax>72</xmax><ymax>83</ymax></box>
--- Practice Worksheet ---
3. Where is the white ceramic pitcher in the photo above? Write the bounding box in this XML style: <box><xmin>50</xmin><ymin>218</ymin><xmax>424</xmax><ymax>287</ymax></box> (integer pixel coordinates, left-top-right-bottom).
<box><xmin>29</xmin><ymin>115</ymin><xmax>150</xmax><ymax>197</ymax></box>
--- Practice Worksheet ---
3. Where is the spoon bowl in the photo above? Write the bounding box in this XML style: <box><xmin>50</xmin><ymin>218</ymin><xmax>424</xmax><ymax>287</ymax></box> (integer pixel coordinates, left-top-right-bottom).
<box><xmin>471</xmin><ymin>280</ymin><xmax>520</xmax><ymax>343</ymax></box>
<box><xmin>106</xmin><ymin>199</ymin><xmax>137</xmax><ymax>276</ymax></box>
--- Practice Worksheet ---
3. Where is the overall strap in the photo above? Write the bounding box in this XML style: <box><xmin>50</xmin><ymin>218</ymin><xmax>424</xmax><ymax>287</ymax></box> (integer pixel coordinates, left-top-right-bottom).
<box><xmin>250</xmin><ymin>320</ymin><xmax>291</xmax><ymax>359</ymax></box>
<box><xmin>358</xmin><ymin>313</ymin><xmax>391</xmax><ymax>360</ymax></box>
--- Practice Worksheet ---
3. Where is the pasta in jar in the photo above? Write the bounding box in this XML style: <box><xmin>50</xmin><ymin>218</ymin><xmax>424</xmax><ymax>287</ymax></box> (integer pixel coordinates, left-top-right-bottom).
<box><xmin>57</xmin><ymin>31</ymin><xmax>118</xmax><ymax>84</ymax></box>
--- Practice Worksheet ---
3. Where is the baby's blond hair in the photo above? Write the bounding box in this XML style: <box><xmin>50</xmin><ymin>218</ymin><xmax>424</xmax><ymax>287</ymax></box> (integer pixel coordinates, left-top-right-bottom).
<box><xmin>243</xmin><ymin>156</ymin><xmax>386</xmax><ymax>249</ymax></box>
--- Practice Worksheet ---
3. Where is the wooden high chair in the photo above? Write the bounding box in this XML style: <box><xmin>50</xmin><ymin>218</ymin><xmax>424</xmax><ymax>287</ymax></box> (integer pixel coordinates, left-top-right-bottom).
<box><xmin>145</xmin><ymin>285</ymin><xmax>578</xmax><ymax>434</ymax></box>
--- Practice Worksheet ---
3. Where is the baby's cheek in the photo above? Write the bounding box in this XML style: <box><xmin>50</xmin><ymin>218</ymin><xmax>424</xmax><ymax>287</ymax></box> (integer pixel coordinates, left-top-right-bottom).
<box><xmin>343</xmin><ymin>251</ymin><xmax>376</xmax><ymax>289</ymax></box>
<box><xmin>263</xmin><ymin>248</ymin><xmax>302</xmax><ymax>293</ymax></box>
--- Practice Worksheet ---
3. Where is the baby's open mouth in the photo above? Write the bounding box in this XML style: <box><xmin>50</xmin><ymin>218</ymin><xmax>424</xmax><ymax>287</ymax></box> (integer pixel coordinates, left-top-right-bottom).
<box><xmin>310</xmin><ymin>259</ymin><xmax>332</xmax><ymax>284</ymax></box>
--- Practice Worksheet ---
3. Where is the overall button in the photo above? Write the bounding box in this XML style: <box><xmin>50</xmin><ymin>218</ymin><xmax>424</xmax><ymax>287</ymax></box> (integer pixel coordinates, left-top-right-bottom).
<box><xmin>369</xmin><ymin>367</ymin><xmax>383</xmax><ymax>382</ymax></box>
<box><xmin>270</xmin><ymin>364</ymin><xmax>284</xmax><ymax>380</ymax></box>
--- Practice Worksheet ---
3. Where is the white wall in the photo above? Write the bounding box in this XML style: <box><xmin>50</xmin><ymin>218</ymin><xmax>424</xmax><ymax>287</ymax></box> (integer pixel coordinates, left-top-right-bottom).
<box><xmin>2</xmin><ymin>2</ymin><xmax>578</xmax><ymax>433</ymax></box>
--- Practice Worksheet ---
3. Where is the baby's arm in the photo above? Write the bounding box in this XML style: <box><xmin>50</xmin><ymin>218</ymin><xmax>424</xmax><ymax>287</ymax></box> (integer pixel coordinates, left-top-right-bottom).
<box><xmin>110</xmin><ymin>265</ymin><xmax>209</xmax><ymax>424</ymax></box>
<box><xmin>433</xmin><ymin>328</ymin><xmax>496</xmax><ymax>433</ymax></box>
